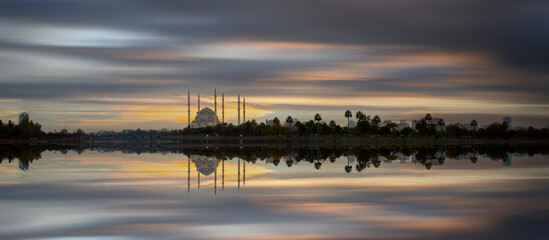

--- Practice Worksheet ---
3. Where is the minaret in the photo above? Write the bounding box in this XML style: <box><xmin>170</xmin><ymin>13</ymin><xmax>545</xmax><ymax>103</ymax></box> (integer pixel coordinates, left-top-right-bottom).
<box><xmin>222</xmin><ymin>92</ymin><xmax>225</xmax><ymax>124</ymax></box>
<box><xmin>238</xmin><ymin>93</ymin><xmax>241</xmax><ymax>125</ymax></box>
<box><xmin>187</xmin><ymin>90</ymin><xmax>191</xmax><ymax>128</ymax></box>
<box><xmin>243</xmin><ymin>97</ymin><xmax>246</xmax><ymax>123</ymax></box>
<box><xmin>214</xmin><ymin>88</ymin><xmax>217</xmax><ymax>117</ymax></box>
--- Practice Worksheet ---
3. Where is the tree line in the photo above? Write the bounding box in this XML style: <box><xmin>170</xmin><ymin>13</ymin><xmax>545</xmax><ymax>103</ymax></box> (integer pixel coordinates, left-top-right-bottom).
<box><xmin>0</xmin><ymin>119</ymin><xmax>86</xmax><ymax>140</ymax></box>
<box><xmin>182</xmin><ymin>112</ymin><xmax>549</xmax><ymax>139</ymax></box>
<box><xmin>4</xmin><ymin>144</ymin><xmax>547</xmax><ymax>172</ymax></box>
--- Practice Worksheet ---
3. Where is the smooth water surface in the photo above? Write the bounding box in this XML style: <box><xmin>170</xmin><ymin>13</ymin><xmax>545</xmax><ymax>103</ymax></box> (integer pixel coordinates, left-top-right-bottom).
<box><xmin>1</xmin><ymin>145</ymin><xmax>548</xmax><ymax>239</ymax></box>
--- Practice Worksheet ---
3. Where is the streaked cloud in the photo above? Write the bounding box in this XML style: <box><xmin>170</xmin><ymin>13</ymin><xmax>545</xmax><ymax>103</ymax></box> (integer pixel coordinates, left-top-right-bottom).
<box><xmin>0</xmin><ymin>0</ymin><xmax>548</xmax><ymax>130</ymax></box>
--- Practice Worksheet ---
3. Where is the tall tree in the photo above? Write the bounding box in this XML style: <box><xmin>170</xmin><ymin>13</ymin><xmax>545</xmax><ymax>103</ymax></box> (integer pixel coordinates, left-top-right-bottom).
<box><xmin>355</xmin><ymin>111</ymin><xmax>365</xmax><ymax>122</ymax></box>
<box><xmin>425</xmin><ymin>113</ymin><xmax>433</xmax><ymax>124</ymax></box>
<box><xmin>314</xmin><ymin>113</ymin><xmax>322</xmax><ymax>135</ymax></box>
<box><xmin>345</xmin><ymin>110</ymin><xmax>352</xmax><ymax>128</ymax></box>
<box><xmin>372</xmin><ymin>115</ymin><xmax>381</xmax><ymax>128</ymax></box>
<box><xmin>470</xmin><ymin>119</ymin><xmax>478</xmax><ymax>130</ymax></box>
<box><xmin>438</xmin><ymin>119</ymin><xmax>445</xmax><ymax>132</ymax></box>
<box><xmin>386</xmin><ymin>121</ymin><xmax>398</xmax><ymax>133</ymax></box>
<box><xmin>285</xmin><ymin>116</ymin><xmax>293</xmax><ymax>128</ymax></box>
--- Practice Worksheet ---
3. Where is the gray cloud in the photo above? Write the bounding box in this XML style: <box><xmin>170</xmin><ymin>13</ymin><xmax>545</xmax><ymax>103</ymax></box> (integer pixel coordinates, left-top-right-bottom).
<box><xmin>0</xmin><ymin>0</ymin><xmax>548</xmax><ymax>129</ymax></box>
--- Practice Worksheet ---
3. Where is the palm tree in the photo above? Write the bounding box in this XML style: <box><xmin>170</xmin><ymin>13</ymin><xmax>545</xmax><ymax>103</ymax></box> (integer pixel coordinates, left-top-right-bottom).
<box><xmin>470</xmin><ymin>119</ymin><xmax>478</xmax><ymax>138</ymax></box>
<box><xmin>314</xmin><ymin>113</ymin><xmax>322</xmax><ymax>123</ymax></box>
<box><xmin>286</xmin><ymin>116</ymin><xmax>293</xmax><ymax>128</ymax></box>
<box><xmin>387</xmin><ymin>122</ymin><xmax>398</xmax><ymax>133</ymax></box>
<box><xmin>345</xmin><ymin>110</ymin><xmax>352</xmax><ymax>128</ymax></box>
<box><xmin>372</xmin><ymin>115</ymin><xmax>381</xmax><ymax>128</ymax></box>
<box><xmin>345</xmin><ymin>156</ymin><xmax>352</xmax><ymax>173</ymax></box>
<box><xmin>425</xmin><ymin>113</ymin><xmax>433</xmax><ymax>123</ymax></box>
<box><xmin>438</xmin><ymin>119</ymin><xmax>445</xmax><ymax>133</ymax></box>
<box><xmin>355</xmin><ymin>111</ymin><xmax>365</xmax><ymax>122</ymax></box>
<box><xmin>470</xmin><ymin>119</ymin><xmax>478</xmax><ymax>130</ymax></box>
<box><xmin>314</xmin><ymin>113</ymin><xmax>322</xmax><ymax>135</ymax></box>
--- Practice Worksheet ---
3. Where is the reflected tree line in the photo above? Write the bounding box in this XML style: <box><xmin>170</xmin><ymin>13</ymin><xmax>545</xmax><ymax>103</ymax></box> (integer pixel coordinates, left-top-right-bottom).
<box><xmin>1</xmin><ymin>144</ymin><xmax>547</xmax><ymax>172</ymax></box>
<box><xmin>0</xmin><ymin>145</ymin><xmax>86</xmax><ymax>171</ymax></box>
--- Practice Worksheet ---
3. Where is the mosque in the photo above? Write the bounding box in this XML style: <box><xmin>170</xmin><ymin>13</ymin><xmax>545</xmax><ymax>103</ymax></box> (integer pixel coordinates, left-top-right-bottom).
<box><xmin>188</xmin><ymin>88</ymin><xmax>246</xmax><ymax>128</ymax></box>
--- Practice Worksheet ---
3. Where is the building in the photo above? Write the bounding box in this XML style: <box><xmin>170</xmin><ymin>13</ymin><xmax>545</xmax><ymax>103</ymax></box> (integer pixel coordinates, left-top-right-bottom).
<box><xmin>503</xmin><ymin>117</ymin><xmax>512</xmax><ymax>130</ymax></box>
<box><xmin>187</xmin><ymin>89</ymin><xmax>246</xmax><ymax>128</ymax></box>
<box><xmin>397</xmin><ymin>120</ymin><xmax>409</xmax><ymax>131</ymax></box>
<box><xmin>191</xmin><ymin>107</ymin><xmax>220</xmax><ymax>128</ymax></box>
<box><xmin>456</xmin><ymin>123</ymin><xmax>474</xmax><ymax>131</ymax></box>
<box><xmin>348</xmin><ymin>120</ymin><xmax>356</xmax><ymax>128</ymax></box>
<box><xmin>18</xmin><ymin>112</ymin><xmax>29</xmax><ymax>123</ymax></box>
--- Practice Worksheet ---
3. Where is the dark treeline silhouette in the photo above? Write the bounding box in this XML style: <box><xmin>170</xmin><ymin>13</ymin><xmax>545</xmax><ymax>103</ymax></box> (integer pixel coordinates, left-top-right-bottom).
<box><xmin>0</xmin><ymin>119</ymin><xmax>86</xmax><ymax>140</ymax></box>
<box><xmin>0</xmin><ymin>144</ymin><xmax>86</xmax><ymax>171</ymax></box>
<box><xmin>181</xmin><ymin>113</ymin><xmax>549</xmax><ymax>140</ymax></box>
<box><xmin>6</xmin><ymin>144</ymin><xmax>547</xmax><ymax>172</ymax></box>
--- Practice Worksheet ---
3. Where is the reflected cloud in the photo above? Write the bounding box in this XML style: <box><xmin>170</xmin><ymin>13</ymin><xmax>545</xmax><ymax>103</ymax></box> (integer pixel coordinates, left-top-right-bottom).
<box><xmin>1</xmin><ymin>144</ymin><xmax>548</xmax><ymax>239</ymax></box>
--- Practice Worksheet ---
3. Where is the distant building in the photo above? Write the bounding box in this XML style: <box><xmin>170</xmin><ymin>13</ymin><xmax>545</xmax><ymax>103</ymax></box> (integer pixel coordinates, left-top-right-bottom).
<box><xmin>396</xmin><ymin>153</ymin><xmax>409</xmax><ymax>163</ymax></box>
<box><xmin>397</xmin><ymin>120</ymin><xmax>409</xmax><ymax>131</ymax></box>
<box><xmin>503</xmin><ymin>154</ymin><xmax>512</xmax><ymax>167</ymax></box>
<box><xmin>348</xmin><ymin>155</ymin><xmax>356</xmax><ymax>163</ymax></box>
<box><xmin>18</xmin><ymin>112</ymin><xmax>29</xmax><ymax>123</ymax></box>
<box><xmin>348</xmin><ymin>120</ymin><xmax>356</xmax><ymax>128</ymax></box>
<box><xmin>502</xmin><ymin>116</ymin><xmax>511</xmax><ymax>130</ymax></box>
<box><xmin>191</xmin><ymin>107</ymin><xmax>220</xmax><ymax>128</ymax></box>
<box><xmin>265</xmin><ymin>119</ymin><xmax>274</xmax><ymax>126</ymax></box>
<box><xmin>19</xmin><ymin>161</ymin><xmax>29</xmax><ymax>171</ymax></box>
<box><xmin>412</xmin><ymin>120</ymin><xmax>417</xmax><ymax>130</ymax></box>
<box><xmin>456</xmin><ymin>123</ymin><xmax>474</xmax><ymax>131</ymax></box>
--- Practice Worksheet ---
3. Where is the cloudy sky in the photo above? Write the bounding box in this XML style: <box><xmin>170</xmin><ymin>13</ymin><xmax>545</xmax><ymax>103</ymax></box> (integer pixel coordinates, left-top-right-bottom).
<box><xmin>1</xmin><ymin>0</ymin><xmax>548</xmax><ymax>131</ymax></box>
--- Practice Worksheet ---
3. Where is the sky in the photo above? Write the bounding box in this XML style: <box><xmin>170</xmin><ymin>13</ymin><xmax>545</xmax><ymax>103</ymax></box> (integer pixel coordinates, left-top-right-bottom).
<box><xmin>0</xmin><ymin>0</ymin><xmax>548</xmax><ymax>131</ymax></box>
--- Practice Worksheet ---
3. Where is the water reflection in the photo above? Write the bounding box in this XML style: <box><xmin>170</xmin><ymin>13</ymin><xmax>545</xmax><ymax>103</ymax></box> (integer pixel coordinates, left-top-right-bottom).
<box><xmin>2</xmin><ymin>144</ymin><xmax>547</xmax><ymax>173</ymax></box>
<box><xmin>1</xmin><ymin>144</ymin><xmax>548</xmax><ymax>239</ymax></box>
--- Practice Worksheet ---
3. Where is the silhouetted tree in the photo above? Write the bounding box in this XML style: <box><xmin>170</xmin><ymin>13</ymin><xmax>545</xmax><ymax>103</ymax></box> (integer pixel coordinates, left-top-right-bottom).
<box><xmin>345</xmin><ymin>110</ymin><xmax>352</xmax><ymax>128</ymax></box>
<box><xmin>285</xmin><ymin>116</ymin><xmax>293</xmax><ymax>128</ymax></box>
<box><xmin>314</xmin><ymin>113</ymin><xmax>322</xmax><ymax>135</ymax></box>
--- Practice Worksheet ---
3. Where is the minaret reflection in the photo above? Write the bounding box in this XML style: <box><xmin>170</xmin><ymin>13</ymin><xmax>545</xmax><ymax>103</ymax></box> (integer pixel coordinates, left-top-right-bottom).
<box><xmin>222</xmin><ymin>158</ymin><xmax>225</xmax><ymax>191</ymax></box>
<box><xmin>187</xmin><ymin>154</ymin><xmax>190</xmax><ymax>194</ymax></box>
<box><xmin>188</xmin><ymin>154</ymin><xmax>248</xmax><ymax>194</ymax></box>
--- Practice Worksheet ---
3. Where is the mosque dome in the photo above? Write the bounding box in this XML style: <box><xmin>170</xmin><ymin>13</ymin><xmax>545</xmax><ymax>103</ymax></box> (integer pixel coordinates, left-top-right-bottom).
<box><xmin>191</xmin><ymin>155</ymin><xmax>220</xmax><ymax>176</ymax></box>
<box><xmin>191</xmin><ymin>107</ymin><xmax>220</xmax><ymax>128</ymax></box>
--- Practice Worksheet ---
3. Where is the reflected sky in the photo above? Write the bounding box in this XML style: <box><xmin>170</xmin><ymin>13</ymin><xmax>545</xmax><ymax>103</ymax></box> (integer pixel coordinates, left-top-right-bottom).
<box><xmin>1</xmin><ymin>146</ymin><xmax>548</xmax><ymax>239</ymax></box>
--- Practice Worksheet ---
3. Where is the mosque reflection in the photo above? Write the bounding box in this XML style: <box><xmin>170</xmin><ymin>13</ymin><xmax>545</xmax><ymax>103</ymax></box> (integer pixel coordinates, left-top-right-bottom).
<box><xmin>187</xmin><ymin>153</ymin><xmax>249</xmax><ymax>194</ymax></box>
<box><xmin>1</xmin><ymin>144</ymin><xmax>547</xmax><ymax>174</ymax></box>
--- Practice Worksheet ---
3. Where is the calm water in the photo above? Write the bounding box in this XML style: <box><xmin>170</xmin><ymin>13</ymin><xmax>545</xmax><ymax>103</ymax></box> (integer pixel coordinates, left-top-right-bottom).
<box><xmin>1</xmin><ymin>145</ymin><xmax>548</xmax><ymax>240</ymax></box>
